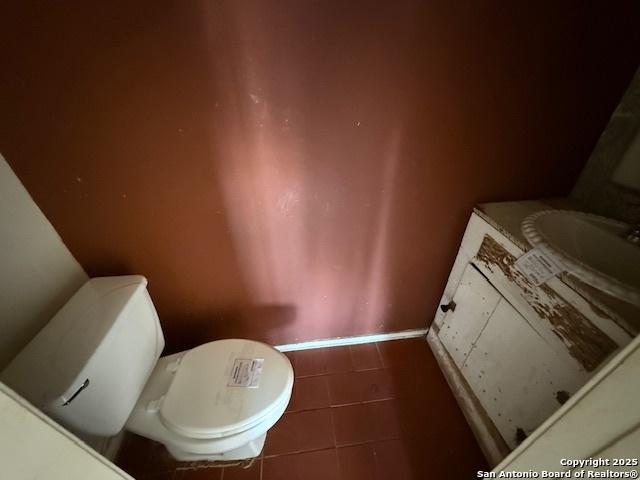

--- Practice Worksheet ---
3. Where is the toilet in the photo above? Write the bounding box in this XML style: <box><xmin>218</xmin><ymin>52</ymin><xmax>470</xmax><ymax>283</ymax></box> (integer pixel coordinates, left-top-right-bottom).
<box><xmin>0</xmin><ymin>275</ymin><xmax>294</xmax><ymax>461</ymax></box>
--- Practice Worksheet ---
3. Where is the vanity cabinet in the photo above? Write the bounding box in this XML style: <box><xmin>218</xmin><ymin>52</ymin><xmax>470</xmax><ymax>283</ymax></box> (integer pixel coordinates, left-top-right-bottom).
<box><xmin>438</xmin><ymin>264</ymin><xmax>585</xmax><ymax>450</ymax></box>
<box><xmin>428</xmin><ymin>201</ymin><xmax>638</xmax><ymax>466</ymax></box>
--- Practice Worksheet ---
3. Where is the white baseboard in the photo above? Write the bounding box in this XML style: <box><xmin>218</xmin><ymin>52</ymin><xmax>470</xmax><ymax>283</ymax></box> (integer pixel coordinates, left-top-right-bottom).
<box><xmin>275</xmin><ymin>328</ymin><xmax>428</xmax><ymax>352</ymax></box>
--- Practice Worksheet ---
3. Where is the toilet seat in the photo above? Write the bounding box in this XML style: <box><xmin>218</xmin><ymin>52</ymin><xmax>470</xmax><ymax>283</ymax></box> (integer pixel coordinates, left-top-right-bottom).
<box><xmin>125</xmin><ymin>339</ymin><xmax>293</xmax><ymax>460</ymax></box>
<box><xmin>159</xmin><ymin>339</ymin><xmax>293</xmax><ymax>439</ymax></box>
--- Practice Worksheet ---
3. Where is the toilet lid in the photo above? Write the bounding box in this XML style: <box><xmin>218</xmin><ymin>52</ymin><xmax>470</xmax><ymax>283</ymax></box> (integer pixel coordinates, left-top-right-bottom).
<box><xmin>159</xmin><ymin>339</ymin><xmax>293</xmax><ymax>439</ymax></box>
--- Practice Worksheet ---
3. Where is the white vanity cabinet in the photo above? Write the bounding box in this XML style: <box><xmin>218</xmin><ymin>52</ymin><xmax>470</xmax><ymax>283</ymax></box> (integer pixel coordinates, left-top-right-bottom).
<box><xmin>438</xmin><ymin>263</ymin><xmax>586</xmax><ymax>450</ymax></box>
<box><xmin>428</xmin><ymin>201</ymin><xmax>638</xmax><ymax>466</ymax></box>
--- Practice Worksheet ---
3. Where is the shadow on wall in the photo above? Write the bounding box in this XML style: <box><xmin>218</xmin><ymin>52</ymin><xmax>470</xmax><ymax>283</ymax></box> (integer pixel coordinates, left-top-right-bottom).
<box><xmin>1</xmin><ymin>1</ymin><xmax>638</xmax><ymax>353</ymax></box>
<box><xmin>163</xmin><ymin>305</ymin><xmax>297</xmax><ymax>353</ymax></box>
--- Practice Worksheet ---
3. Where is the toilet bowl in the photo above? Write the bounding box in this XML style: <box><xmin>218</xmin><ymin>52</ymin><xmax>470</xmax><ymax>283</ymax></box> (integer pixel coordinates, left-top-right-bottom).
<box><xmin>127</xmin><ymin>339</ymin><xmax>293</xmax><ymax>461</ymax></box>
<box><xmin>0</xmin><ymin>276</ymin><xmax>294</xmax><ymax>461</ymax></box>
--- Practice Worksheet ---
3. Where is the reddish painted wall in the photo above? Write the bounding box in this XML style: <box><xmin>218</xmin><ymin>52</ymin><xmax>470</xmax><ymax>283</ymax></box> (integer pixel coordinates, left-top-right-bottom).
<box><xmin>1</xmin><ymin>2</ymin><xmax>638</xmax><ymax>352</ymax></box>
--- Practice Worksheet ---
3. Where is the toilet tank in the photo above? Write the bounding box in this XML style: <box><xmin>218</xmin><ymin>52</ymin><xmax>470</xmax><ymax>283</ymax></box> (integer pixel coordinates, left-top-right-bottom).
<box><xmin>0</xmin><ymin>275</ymin><xmax>164</xmax><ymax>436</ymax></box>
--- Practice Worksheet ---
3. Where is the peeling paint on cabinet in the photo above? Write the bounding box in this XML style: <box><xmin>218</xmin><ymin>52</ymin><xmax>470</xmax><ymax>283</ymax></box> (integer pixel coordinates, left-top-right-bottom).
<box><xmin>438</xmin><ymin>265</ymin><xmax>585</xmax><ymax>450</ymax></box>
<box><xmin>474</xmin><ymin>235</ymin><xmax>617</xmax><ymax>371</ymax></box>
<box><xmin>429</xmin><ymin>202</ymin><xmax>636</xmax><ymax>464</ymax></box>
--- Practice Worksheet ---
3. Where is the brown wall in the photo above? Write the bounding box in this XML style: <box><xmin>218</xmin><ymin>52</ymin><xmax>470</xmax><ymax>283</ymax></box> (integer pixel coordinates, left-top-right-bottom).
<box><xmin>1</xmin><ymin>1</ymin><xmax>638</xmax><ymax>353</ymax></box>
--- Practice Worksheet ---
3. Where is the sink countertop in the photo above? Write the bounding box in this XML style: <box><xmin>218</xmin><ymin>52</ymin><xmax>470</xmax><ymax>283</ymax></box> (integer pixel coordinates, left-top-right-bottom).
<box><xmin>473</xmin><ymin>199</ymin><xmax>640</xmax><ymax>336</ymax></box>
<box><xmin>473</xmin><ymin>198</ymin><xmax>578</xmax><ymax>251</ymax></box>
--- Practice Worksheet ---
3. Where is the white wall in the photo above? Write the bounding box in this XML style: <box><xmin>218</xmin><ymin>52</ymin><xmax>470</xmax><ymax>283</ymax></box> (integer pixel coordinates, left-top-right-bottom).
<box><xmin>0</xmin><ymin>153</ymin><xmax>87</xmax><ymax>369</ymax></box>
<box><xmin>0</xmin><ymin>382</ymin><xmax>132</xmax><ymax>480</ymax></box>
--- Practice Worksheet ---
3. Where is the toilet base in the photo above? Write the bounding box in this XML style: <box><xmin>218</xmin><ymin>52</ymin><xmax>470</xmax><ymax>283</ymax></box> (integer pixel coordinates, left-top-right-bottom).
<box><xmin>166</xmin><ymin>433</ymin><xmax>266</xmax><ymax>461</ymax></box>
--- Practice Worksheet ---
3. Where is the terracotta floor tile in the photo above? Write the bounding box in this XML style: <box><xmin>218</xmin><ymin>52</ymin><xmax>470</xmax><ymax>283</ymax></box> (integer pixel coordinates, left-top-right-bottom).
<box><xmin>373</xmin><ymin>439</ymin><xmax>416</xmax><ymax>480</ymax></box>
<box><xmin>286</xmin><ymin>375</ymin><xmax>330</xmax><ymax>412</ymax></box>
<box><xmin>325</xmin><ymin>372</ymin><xmax>363</xmax><ymax>406</ymax></box>
<box><xmin>337</xmin><ymin>444</ymin><xmax>376</xmax><ymax>480</ymax></box>
<box><xmin>374</xmin><ymin>434</ymin><xmax>486</xmax><ymax>480</ymax></box>
<box><xmin>332</xmin><ymin>403</ymin><xmax>379</xmax><ymax>446</ymax></box>
<box><xmin>261</xmin><ymin>454</ymin><xmax>297</xmax><ymax>480</ymax></box>
<box><xmin>265</xmin><ymin>408</ymin><xmax>335</xmax><ymax>456</ymax></box>
<box><xmin>291</xmin><ymin>347</ymin><xmax>355</xmax><ymax>377</ymax></box>
<box><xmin>326</xmin><ymin>369</ymin><xmax>395</xmax><ymax>406</ymax></box>
<box><xmin>221</xmin><ymin>458</ymin><xmax>262</xmax><ymax>480</ymax></box>
<box><xmin>265</xmin><ymin>414</ymin><xmax>298</xmax><ymax>455</ymax></box>
<box><xmin>369</xmin><ymin>399</ymin><xmax>402</xmax><ymax>440</ymax></box>
<box><xmin>384</xmin><ymin>352</ymin><xmax>452</xmax><ymax>407</ymax></box>
<box><xmin>332</xmin><ymin>400</ymin><xmax>402</xmax><ymax>447</ymax></box>
<box><xmin>322</xmin><ymin>346</ymin><xmax>354</xmax><ymax>374</ymax></box>
<box><xmin>179</xmin><ymin>465</ymin><xmax>223</xmax><ymax>479</ymax></box>
<box><xmin>290</xmin><ymin>349</ymin><xmax>328</xmax><ymax>377</ymax></box>
<box><xmin>385</xmin><ymin>365</ymin><xmax>429</xmax><ymax>399</ymax></box>
<box><xmin>296</xmin><ymin>449</ymin><xmax>340</xmax><ymax>480</ymax></box>
<box><xmin>349</xmin><ymin>343</ymin><xmax>382</xmax><ymax>371</ymax></box>
<box><xmin>376</xmin><ymin>338</ymin><xmax>431</xmax><ymax>368</ymax></box>
<box><xmin>360</xmin><ymin>369</ymin><xmax>396</xmax><ymax>402</ymax></box>
<box><xmin>405</xmin><ymin>411</ymin><xmax>488</xmax><ymax>477</ymax></box>
<box><xmin>116</xmin><ymin>339</ymin><xmax>487</xmax><ymax>480</ymax></box>
<box><xmin>263</xmin><ymin>449</ymin><xmax>339</xmax><ymax>480</ymax></box>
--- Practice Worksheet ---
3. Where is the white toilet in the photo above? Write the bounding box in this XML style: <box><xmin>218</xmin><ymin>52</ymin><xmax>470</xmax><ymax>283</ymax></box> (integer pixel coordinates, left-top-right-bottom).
<box><xmin>0</xmin><ymin>275</ymin><xmax>294</xmax><ymax>461</ymax></box>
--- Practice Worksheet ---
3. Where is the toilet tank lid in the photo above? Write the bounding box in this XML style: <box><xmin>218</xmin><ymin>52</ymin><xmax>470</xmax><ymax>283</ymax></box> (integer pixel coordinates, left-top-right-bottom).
<box><xmin>1</xmin><ymin>276</ymin><xmax>148</xmax><ymax>405</ymax></box>
<box><xmin>160</xmin><ymin>339</ymin><xmax>294</xmax><ymax>439</ymax></box>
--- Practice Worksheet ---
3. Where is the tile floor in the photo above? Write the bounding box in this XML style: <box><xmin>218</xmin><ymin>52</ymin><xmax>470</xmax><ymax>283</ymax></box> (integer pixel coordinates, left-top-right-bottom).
<box><xmin>115</xmin><ymin>338</ymin><xmax>488</xmax><ymax>479</ymax></box>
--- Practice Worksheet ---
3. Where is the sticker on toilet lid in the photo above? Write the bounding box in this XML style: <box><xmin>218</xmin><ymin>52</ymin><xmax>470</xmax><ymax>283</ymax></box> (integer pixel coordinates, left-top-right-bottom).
<box><xmin>228</xmin><ymin>358</ymin><xmax>264</xmax><ymax>388</ymax></box>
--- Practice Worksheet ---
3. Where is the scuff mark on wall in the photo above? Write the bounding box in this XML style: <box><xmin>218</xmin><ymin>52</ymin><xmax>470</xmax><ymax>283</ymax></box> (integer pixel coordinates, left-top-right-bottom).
<box><xmin>276</xmin><ymin>190</ymin><xmax>299</xmax><ymax>218</ymax></box>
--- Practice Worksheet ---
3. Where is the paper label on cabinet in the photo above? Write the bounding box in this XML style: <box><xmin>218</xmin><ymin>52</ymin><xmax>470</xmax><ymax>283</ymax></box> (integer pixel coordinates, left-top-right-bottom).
<box><xmin>514</xmin><ymin>248</ymin><xmax>564</xmax><ymax>286</ymax></box>
<box><xmin>228</xmin><ymin>358</ymin><xmax>264</xmax><ymax>388</ymax></box>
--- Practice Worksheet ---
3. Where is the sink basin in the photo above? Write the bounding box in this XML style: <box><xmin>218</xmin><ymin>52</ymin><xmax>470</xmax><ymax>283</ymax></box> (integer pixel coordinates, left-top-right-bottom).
<box><xmin>522</xmin><ymin>210</ymin><xmax>640</xmax><ymax>306</ymax></box>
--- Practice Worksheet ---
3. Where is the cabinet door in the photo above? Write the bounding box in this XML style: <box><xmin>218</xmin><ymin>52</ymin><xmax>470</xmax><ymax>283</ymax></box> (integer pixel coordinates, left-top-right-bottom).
<box><xmin>463</xmin><ymin>298</ymin><xmax>584</xmax><ymax>449</ymax></box>
<box><xmin>437</xmin><ymin>264</ymin><xmax>502</xmax><ymax>370</ymax></box>
<box><xmin>437</xmin><ymin>262</ymin><xmax>584</xmax><ymax>449</ymax></box>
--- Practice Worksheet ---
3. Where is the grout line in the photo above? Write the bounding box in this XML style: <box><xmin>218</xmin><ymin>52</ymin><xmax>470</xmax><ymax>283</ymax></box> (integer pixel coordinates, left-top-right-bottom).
<box><xmin>263</xmin><ymin>437</ymin><xmax>397</xmax><ymax>460</ymax></box>
<box><xmin>263</xmin><ymin>446</ymin><xmax>335</xmax><ymax>459</ymax></box>
<box><xmin>328</xmin><ymin>397</ymin><xmax>395</xmax><ymax>409</ymax></box>
<box><xmin>372</xmin><ymin>439</ymin><xmax>381</xmax><ymax>474</ymax></box>
<box><xmin>285</xmin><ymin>397</ymin><xmax>397</xmax><ymax>416</ymax></box>
<box><xmin>347</xmin><ymin>344</ymin><xmax>357</xmax><ymax>372</ymax></box>
<box><xmin>264</xmin><ymin>447</ymin><xmax>342</xmax><ymax>464</ymax></box>
<box><xmin>336</xmin><ymin>436</ymin><xmax>400</xmax><ymax>449</ymax></box>
<box><xmin>374</xmin><ymin>341</ymin><xmax>386</xmax><ymax>368</ymax></box>
<box><xmin>293</xmin><ymin>365</ymin><xmax>395</xmax><ymax>380</ymax></box>
<box><xmin>329</xmin><ymin>395</ymin><xmax>338</xmax><ymax>450</ymax></box>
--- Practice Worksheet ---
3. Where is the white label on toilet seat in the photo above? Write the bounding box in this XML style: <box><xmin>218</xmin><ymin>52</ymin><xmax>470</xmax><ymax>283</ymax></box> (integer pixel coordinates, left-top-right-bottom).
<box><xmin>228</xmin><ymin>358</ymin><xmax>264</xmax><ymax>388</ymax></box>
